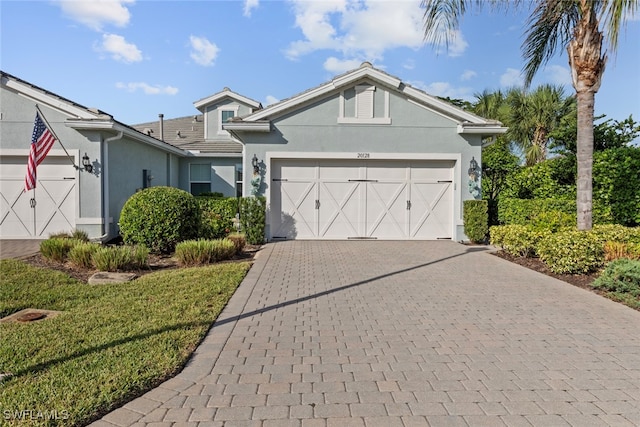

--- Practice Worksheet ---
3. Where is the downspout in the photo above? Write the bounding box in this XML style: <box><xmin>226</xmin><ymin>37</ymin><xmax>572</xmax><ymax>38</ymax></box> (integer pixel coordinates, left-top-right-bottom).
<box><xmin>95</xmin><ymin>131</ymin><xmax>124</xmax><ymax>242</ymax></box>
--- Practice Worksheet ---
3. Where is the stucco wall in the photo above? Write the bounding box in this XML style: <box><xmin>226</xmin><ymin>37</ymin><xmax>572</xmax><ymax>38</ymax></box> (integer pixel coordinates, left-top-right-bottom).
<box><xmin>178</xmin><ymin>156</ymin><xmax>242</xmax><ymax>197</ymax></box>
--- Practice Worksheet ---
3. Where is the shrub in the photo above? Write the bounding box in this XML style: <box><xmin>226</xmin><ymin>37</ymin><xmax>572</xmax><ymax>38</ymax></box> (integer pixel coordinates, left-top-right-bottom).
<box><xmin>240</xmin><ymin>197</ymin><xmax>266</xmax><ymax>245</ymax></box>
<box><xmin>592</xmin><ymin>258</ymin><xmax>640</xmax><ymax>298</ymax></box>
<box><xmin>68</xmin><ymin>242</ymin><xmax>100</xmax><ymax>268</ymax></box>
<box><xmin>174</xmin><ymin>239</ymin><xmax>236</xmax><ymax>266</ymax></box>
<box><xmin>40</xmin><ymin>238</ymin><xmax>82</xmax><ymax>263</ymax></box>
<box><xmin>593</xmin><ymin>147</ymin><xmax>640</xmax><ymax>226</ymax></box>
<box><xmin>530</xmin><ymin>210</ymin><xmax>575</xmax><ymax>232</ymax></box>
<box><xmin>498</xmin><ymin>198</ymin><xmax>576</xmax><ymax>226</ymax></box>
<box><xmin>463</xmin><ymin>200</ymin><xmax>488</xmax><ymax>243</ymax></box>
<box><xmin>119</xmin><ymin>187</ymin><xmax>201</xmax><ymax>254</ymax></box>
<box><xmin>92</xmin><ymin>245</ymin><xmax>149</xmax><ymax>272</ymax></box>
<box><xmin>489</xmin><ymin>224</ymin><xmax>549</xmax><ymax>257</ymax></box>
<box><xmin>537</xmin><ymin>230</ymin><xmax>604</xmax><ymax>274</ymax></box>
<box><xmin>226</xmin><ymin>233</ymin><xmax>246</xmax><ymax>254</ymax></box>
<box><xmin>48</xmin><ymin>229</ymin><xmax>89</xmax><ymax>242</ymax></box>
<box><xmin>590</xmin><ymin>224</ymin><xmax>637</xmax><ymax>244</ymax></box>
<box><xmin>197</xmin><ymin>197</ymin><xmax>238</xmax><ymax>239</ymax></box>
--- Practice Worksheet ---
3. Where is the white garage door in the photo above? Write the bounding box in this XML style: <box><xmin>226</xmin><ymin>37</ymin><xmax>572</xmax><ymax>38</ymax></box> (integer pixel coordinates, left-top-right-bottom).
<box><xmin>0</xmin><ymin>155</ymin><xmax>77</xmax><ymax>239</ymax></box>
<box><xmin>270</xmin><ymin>159</ymin><xmax>454</xmax><ymax>240</ymax></box>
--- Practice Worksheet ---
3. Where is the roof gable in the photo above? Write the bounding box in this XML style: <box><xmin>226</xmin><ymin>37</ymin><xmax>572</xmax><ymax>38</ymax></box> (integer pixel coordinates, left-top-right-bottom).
<box><xmin>233</xmin><ymin>62</ymin><xmax>506</xmax><ymax>135</ymax></box>
<box><xmin>193</xmin><ymin>87</ymin><xmax>262</xmax><ymax>111</ymax></box>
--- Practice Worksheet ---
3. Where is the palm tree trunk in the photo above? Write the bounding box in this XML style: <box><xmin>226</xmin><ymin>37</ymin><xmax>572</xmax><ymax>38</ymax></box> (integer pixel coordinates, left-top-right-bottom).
<box><xmin>576</xmin><ymin>90</ymin><xmax>594</xmax><ymax>230</ymax></box>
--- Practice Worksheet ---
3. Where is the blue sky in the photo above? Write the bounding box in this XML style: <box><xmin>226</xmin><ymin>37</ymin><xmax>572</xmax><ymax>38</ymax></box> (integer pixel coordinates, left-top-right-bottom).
<box><xmin>2</xmin><ymin>0</ymin><xmax>639</xmax><ymax>127</ymax></box>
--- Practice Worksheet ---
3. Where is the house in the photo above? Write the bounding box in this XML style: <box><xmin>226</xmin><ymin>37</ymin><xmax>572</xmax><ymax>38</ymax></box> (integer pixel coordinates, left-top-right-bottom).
<box><xmin>0</xmin><ymin>63</ymin><xmax>505</xmax><ymax>242</ymax></box>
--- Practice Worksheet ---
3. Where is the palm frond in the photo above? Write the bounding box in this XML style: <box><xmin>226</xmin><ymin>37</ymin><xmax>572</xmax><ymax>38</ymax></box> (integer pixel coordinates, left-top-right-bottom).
<box><xmin>601</xmin><ymin>0</ymin><xmax>639</xmax><ymax>53</ymax></box>
<box><xmin>522</xmin><ymin>0</ymin><xmax>579</xmax><ymax>87</ymax></box>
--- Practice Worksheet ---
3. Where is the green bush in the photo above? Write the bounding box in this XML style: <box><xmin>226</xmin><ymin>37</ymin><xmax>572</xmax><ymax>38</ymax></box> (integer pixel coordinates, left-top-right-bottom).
<box><xmin>119</xmin><ymin>187</ymin><xmax>201</xmax><ymax>254</ymax></box>
<box><xmin>463</xmin><ymin>200</ymin><xmax>488</xmax><ymax>243</ymax></box>
<box><xmin>174</xmin><ymin>239</ymin><xmax>236</xmax><ymax>266</ymax></box>
<box><xmin>489</xmin><ymin>225</ymin><xmax>549</xmax><ymax>257</ymax></box>
<box><xmin>92</xmin><ymin>245</ymin><xmax>149</xmax><ymax>272</ymax></box>
<box><xmin>592</xmin><ymin>258</ymin><xmax>640</xmax><ymax>298</ymax></box>
<box><xmin>593</xmin><ymin>147</ymin><xmax>640</xmax><ymax>226</ymax></box>
<box><xmin>40</xmin><ymin>238</ymin><xmax>83</xmax><ymax>263</ymax></box>
<box><xmin>68</xmin><ymin>242</ymin><xmax>101</xmax><ymax>268</ymax></box>
<box><xmin>240</xmin><ymin>197</ymin><xmax>266</xmax><ymax>245</ymax></box>
<box><xmin>196</xmin><ymin>196</ymin><xmax>238</xmax><ymax>239</ymax></box>
<box><xmin>590</xmin><ymin>224</ymin><xmax>638</xmax><ymax>244</ymax></box>
<box><xmin>537</xmin><ymin>230</ymin><xmax>605</xmax><ymax>274</ymax></box>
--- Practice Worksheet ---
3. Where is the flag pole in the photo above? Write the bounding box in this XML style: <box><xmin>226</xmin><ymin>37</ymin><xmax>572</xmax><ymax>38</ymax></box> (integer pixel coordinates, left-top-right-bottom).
<box><xmin>35</xmin><ymin>104</ymin><xmax>80</xmax><ymax>170</ymax></box>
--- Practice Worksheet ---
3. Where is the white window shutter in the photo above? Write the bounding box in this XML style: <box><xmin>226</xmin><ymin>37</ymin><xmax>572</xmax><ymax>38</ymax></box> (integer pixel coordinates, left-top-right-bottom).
<box><xmin>356</xmin><ymin>85</ymin><xmax>375</xmax><ymax>119</ymax></box>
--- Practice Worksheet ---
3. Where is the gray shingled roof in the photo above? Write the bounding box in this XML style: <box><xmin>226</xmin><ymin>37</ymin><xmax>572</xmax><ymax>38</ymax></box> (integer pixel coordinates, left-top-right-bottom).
<box><xmin>132</xmin><ymin>114</ymin><xmax>242</xmax><ymax>154</ymax></box>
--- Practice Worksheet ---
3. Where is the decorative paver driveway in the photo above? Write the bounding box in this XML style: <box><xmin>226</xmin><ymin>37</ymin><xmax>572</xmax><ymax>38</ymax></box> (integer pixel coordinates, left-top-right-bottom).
<box><xmin>92</xmin><ymin>241</ymin><xmax>640</xmax><ymax>426</ymax></box>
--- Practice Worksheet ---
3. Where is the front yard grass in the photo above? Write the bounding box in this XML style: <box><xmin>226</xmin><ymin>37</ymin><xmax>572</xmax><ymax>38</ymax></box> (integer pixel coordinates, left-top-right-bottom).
<box><xmin>0</xmin><ymin>259</ymin><xmax>250</xmax><ymax>426</ymax></box>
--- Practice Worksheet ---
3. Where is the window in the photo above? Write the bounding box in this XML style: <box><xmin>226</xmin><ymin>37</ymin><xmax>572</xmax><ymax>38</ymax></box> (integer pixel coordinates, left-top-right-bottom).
<box><xmin>235</xmin><ymin>163</ymin><xmax>243</xmax><ymax>197</ymax></box>
<box><xmin>218</xmin><ymin>106</ymin><xmax>240</xmax><ymax>135</ymax></box>
<box><xmin>190</xmin><ymin>164</ymin><xmax>211</xmax><ymax>196</ymax></box>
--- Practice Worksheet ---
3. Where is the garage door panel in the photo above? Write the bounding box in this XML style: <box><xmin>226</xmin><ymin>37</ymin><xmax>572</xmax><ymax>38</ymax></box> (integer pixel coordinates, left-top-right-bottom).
<box><xmin>410</xmin><ymin>182</ymin><xmax>452</xmax><ymax>239</ymax></box>
<box><xmin>319</xmin><ymin>181</ymin><xmax>360</xmax><ymax>238</ymax></box>
<box><xmin>366</xmin><ymin>182</ymin><xmax>408</xmax><ymax>239</ymax></box>
<box><xmin>0</xmin><ymin>156</ymin><xmax>77</xmax><ymax>238</ymax></box>
<box><xmin>272</xmin><ymin>181</ymin><xmax>317</xmax><ymax>239</ymax></box>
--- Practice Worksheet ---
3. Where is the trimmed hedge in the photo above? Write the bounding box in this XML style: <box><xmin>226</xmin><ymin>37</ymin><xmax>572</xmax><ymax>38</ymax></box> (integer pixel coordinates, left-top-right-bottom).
<box><xmin>497</xmin><ymin>198</ymin><xmax>612</xmax><ymax>227</ymax></box>
<box><xmin>240</xmin><ymin>197</ymin><xmax>266</xmax><ymax>245</ymax></box>
<box><xmin>119</xmin><ymin>187</ymin><xmax>201</xmax><ymax>254</ymax></box>
<box><xmin>196</xmin><ymin>196</ymin><xmax>239</xmax><ymax>239</ymax></box>
<box><xmin>463</xmin><ymin>200</ymin><xmax>488</xmax><ymax>243</ymax></box>
<box><xmin>537</xmin><ymin>230</ymin><xmax>605</xmax><ymax>274</ymax></box>
<box><xmin>489</xmin><ymin>225</ymin><xmax>550</xmax><ymax>257</ymax></box>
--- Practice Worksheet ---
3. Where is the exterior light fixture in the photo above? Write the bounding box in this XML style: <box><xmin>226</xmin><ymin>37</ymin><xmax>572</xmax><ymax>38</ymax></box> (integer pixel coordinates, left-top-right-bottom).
<box><xmin>468</xmin><ymin>156</ymin><xmax>478</xmax><ymax>176</ymax></box>
<box><xmin>82</xmin><ymin>153</ymin><xmax>93</xmax><ymax>173</ymax></box>
<box><xmin>252</xmin><ymin>153</ymin><xmax>260</xmax><ymax>174</ymax></box>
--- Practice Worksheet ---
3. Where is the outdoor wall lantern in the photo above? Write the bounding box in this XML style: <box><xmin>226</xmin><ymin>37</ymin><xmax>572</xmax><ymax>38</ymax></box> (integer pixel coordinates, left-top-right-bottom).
<box><xmin>252</xmin><ymin>153</ymin><xmax>260</xmax><ymax>174</ymax></box>
<box><xmin>82</xmin><ymin>153</ymin><xmax>93</xmax><ymax>173</ymax></box>
<box><xmin>467</xmin><ymin>156</ymin><xmax>481</xmax><ymax>198</ymax></box>
<box><xmin>468</xmin><ymin>156</ymin><xmax>479</xmax><ymax>178</ymax></box>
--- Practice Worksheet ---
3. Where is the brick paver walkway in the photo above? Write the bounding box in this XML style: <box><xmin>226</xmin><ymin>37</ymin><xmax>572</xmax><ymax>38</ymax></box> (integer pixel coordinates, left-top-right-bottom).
<box><xmin>92</xmin><ymin>241</ymin><xmax>640</xmax><ymax>426</ymax></box>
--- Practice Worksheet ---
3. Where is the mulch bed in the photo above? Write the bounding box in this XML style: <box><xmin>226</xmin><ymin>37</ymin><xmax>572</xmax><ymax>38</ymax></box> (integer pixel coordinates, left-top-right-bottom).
<box><xmin>20</xmin><ymin>245</ymin><xmax>261</xmax><ymax>284</ymax></box>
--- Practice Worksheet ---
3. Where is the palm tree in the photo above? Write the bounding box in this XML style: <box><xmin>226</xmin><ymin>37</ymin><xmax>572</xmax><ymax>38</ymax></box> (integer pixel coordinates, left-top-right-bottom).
<box><xmin>422</xmin><ymin>0</ymin><xmax>638</xmax><ymax>230</ymax></box>
<box><xmin>507</xmin><ymin>85</ymin><xmax>576</xmax><ymax>165</ymax></box>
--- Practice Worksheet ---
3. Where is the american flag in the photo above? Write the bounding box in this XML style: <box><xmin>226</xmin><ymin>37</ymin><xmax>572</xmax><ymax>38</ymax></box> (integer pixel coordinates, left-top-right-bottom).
<box><xmin>24</xmin><ymin>112</ymin><xmax>56</xmax><ymax>191</ymax></box>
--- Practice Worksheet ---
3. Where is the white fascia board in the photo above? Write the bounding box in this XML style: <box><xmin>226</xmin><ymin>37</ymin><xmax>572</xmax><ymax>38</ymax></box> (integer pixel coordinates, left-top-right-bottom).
<box><xmin>66</xmin><ymin>119</ymin><xmax>188</xmax><ymax>156</ymax></box>
<box><xmin>223</xmin><ymin>121</ymin><xmax>271</xmax><ymax>132</ymax></box>
<box><xmin>457</xmin><ymin>124</ymin><xmax>508</xmax><ymax>135</ymax></box>
<box><xmin>332</xmin><ymin>67</ymin><xmax>402</xmax><ymax>90</ymax></box>
<box><xmin>4</xmin><ymin>78</ymin><xmax>99</xmax><ymax>119</ymax></box>
<box><xmin>186</xmin><ymin>152</ymin><xmax>242</xmax><ymax>158</ymax></box>
<box><xmin>193</xmin><ymin>90</ymin><xmax>261</xmax><ymax>111</ymax></box>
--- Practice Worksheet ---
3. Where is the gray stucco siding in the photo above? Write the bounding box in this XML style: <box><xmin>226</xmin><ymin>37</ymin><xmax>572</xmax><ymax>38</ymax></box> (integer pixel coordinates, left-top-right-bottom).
<box><xmin>108</xmin><ymin>138</ymin><xmax>173</xmax><ymax>237</ymax></box>
<box><xmin>205</xmin><ymin>99</ymin><xmax>257</xmax><ymax>138</ymax></box>
<box><xmin>178</xmin><ymin>156</ymin><xmax>241</xmax><ymax>197</ymax></box>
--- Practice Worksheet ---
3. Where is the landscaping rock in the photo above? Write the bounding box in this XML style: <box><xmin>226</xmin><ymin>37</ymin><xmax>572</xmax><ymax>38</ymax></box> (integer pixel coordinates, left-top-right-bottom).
<box><xmin>89</xmin><ymin>272</ymin><xmax>137</xmax><ymax>285</ymax></box>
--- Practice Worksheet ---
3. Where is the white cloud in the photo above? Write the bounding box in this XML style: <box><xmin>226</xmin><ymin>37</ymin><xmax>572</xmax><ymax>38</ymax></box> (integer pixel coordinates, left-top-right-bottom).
<box><xmin>189</xmin><ymin>36</ymin><xmax>220</xmax><ymax>67</ymax></box>
<box><xmin>323</xmin><ymin>57</ymin><xmax>362</xmax><ymax>74</ymax></box>
<box><xmin>115</xmin><ymin>82</ymin><xmax>178</xmax><ymax>95</ymax></box>
<box><xmin>500</xmin><ymin>68</ymin><xmax>524</xmax><ymax>87</ymax></box>
<box><xmin>96</xmin><ymin>33</ymin><xmax>142</xmax><ymax>63</ymax></box>
<box><xmin>460</xmin><ymin>69</ymin><xmax>477</xmax><ymax>81</ymax></box>
<box><xmin>265</xmin><ymin>95</ymin><xmax>279</xmax><ymax>106</ymax></box>
<box><xmin>408</xmin><ymin>80</ymin><xmax>474</xmax><ymax>101</ymax></box>
<box><xmin>57</xmin><ymin>0</ymin><xmax>134</xmax><ymax>31</ymax></box>
<box><xmin>543</xmin><ymin>64</ymin><xmax>572</xmax><ymax>86</ymax></box>
<box><xmin>403</xmin><ymin>59</ymin><xmax>415</xmax><ymax>70</ymax></box>
<box><xmin>243</xmin><ymin>0</ymin><xmax>259</xmax><ymax>17</ymax></box>
<box><xmin>285</xmin><ymin>0</ymin><xmax>424</xmax><ymax>61</ymax></box>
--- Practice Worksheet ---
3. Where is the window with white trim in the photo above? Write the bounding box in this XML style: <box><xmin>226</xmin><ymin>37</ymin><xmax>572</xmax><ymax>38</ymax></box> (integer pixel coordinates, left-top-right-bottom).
<box><xmin>190</xmin><ymin>163</ymin><xmax>211</xmax><ymax>196</ymax></box>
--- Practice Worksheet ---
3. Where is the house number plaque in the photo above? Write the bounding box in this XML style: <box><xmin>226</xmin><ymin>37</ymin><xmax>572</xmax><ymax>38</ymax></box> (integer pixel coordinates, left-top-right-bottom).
<box><xmin>357</xmin><ymin>153</ymin><xmax>370</xmax><ymax>159</ymax></box>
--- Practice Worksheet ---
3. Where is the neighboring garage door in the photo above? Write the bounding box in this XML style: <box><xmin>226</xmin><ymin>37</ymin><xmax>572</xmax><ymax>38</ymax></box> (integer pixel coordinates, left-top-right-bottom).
<box><xmin>0</xmin><ymin>155</ymin><xmax>76</xmax><ymax>238</ymax></box>
<box><xmin>270</xmin><ymin>159</ymin><xmax>454</xmax><ymax>240</ymax></box>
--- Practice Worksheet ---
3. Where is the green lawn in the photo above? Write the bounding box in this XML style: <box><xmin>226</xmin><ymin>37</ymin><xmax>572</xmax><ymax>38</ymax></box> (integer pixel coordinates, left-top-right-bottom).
<box><xmin>0</xmin><ymin>259</ymin><xmax>250</xmax><ymax>426</ymax></box>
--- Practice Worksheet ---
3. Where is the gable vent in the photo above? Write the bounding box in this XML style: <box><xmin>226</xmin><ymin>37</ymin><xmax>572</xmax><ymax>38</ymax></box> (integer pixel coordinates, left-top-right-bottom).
<box><xmin>355</xmin><ymin>85</ymin><xmax>375</xmax><ymax>119</ymax></box>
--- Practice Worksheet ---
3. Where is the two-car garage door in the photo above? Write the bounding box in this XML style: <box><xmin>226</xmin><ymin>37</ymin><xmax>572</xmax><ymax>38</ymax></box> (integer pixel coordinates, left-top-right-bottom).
<box><xmin>270</xmin><ymin>159</ymin><xmax>454</xmax><ymax>240</ymax></box>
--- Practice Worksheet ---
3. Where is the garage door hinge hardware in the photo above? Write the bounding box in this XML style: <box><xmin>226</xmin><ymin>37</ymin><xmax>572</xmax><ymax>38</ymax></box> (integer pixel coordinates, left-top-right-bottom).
<box><xmin>315</xmin><ymin>200</ymin><xmax>320</xmax><ymax>209</ymax></box>
<box><xmin>64</xmin><ymin>177</ymin><xmax>75</xmax><ymax>180</ymax></box>
<box><xmin>30</xmin><ymin>198</ymin><xmax>36</xmax><ymax>208</ymax></box>
<box><xmin>437</xmin><ymin>237</ymin><xmax>452</xmax><ymax>240</ymax></box>
<box><xmin>348</xmin><ymin>179</ymin><xmax>378</xmax><ymax>182</ymax></box>
<box><xmin>272</xmin><ymin>178</ymin><xmax>288</xmax><ymax>182</ymax></box>
<box><xmin>406</xmin><ymin>200</ymin><xmax>411</xmax><ymax>210</ymax></box>
<box><xmin>438</xmin><ymin>180</ymin><xmax>453</xmax><ymax>183</ymax></box>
